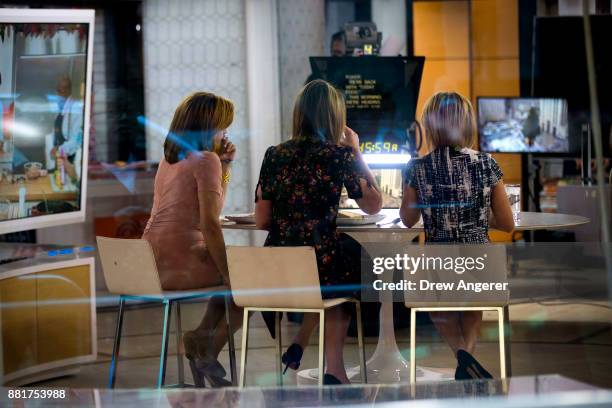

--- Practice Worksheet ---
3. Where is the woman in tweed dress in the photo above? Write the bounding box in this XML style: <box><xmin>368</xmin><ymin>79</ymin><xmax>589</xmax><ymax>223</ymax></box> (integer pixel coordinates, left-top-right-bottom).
<box><xmin>400</xmin><ymin>92</ymin><xmax>514</xmax><ymax>380</ymax></box>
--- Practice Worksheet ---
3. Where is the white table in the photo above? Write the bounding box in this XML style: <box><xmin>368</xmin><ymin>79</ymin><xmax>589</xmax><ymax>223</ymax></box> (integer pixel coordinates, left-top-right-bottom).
<box><xmin>222</xmin><ymin>210</ymin><xmax>590</xmax><ymax>384</ymax></box>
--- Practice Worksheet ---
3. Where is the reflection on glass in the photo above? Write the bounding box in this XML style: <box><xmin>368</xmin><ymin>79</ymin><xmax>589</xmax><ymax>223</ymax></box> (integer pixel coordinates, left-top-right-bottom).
<box><xmin>0</xmin><ymin>23</ymin><xmax>87</xmax><ymax>221</ymax></box>
<box><xmin>341</xmin><ymin>168</ymin><xmax>403</xmax><ymax>209</ymax></box>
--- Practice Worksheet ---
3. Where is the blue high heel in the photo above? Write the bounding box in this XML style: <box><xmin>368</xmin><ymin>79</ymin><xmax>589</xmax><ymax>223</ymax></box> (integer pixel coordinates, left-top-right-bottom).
<box><xmin>281</xmin><ymin>343</ymin><xmax>303</xmax><ymax>374</ymax></box>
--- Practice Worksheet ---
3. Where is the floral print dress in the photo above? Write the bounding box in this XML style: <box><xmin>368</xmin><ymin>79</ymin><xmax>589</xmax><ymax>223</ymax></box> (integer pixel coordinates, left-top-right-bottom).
<box><xmin>255</xmin><ymin>139</ymin><xmax>365</xmax><ymax>298</ymax></box>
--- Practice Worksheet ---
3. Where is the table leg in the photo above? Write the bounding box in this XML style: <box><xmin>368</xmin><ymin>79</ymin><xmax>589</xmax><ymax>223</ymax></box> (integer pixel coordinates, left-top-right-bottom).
<box><xmin>345</xmin><ymin>231</ymin><xmax>450</xmax><ymax>383</ymax></box>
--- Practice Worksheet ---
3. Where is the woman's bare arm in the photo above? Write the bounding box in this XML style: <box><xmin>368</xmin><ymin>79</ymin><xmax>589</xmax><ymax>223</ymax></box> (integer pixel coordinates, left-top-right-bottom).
<box><xmin>400</xmin><ymin>184</ymin><xmax>420</xmax><ymax>227</ymax></box>
<box><xmin>199</xmin><ymin>189</ymin><xmax>230</xmax><ymax>283</ymax></box>
<box><xmin>490</xmin><ymin>182</ymin><xmax>515</xmax><ymax>233</ymax></box>
<box><xmin>353</xmin><ymin>151</ymin><xmax>383</xmax><ymax>214</ymax></box>
<box><xmin>342</xmin><ymin>126</ymin><xmax>382</xmax><ymax>214</ymax></box>
<box><xmin>254</xmin><ymin>185</ymin><xmax>272</xmax><ymax>230</ymax></box>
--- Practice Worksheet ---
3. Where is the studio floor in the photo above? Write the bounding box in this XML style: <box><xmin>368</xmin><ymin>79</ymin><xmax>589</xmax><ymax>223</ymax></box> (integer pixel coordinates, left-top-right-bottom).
<box><xmin>26</xmin><ymin>297</ymin><xmax>612</xmax><ymax>390</ymax></box>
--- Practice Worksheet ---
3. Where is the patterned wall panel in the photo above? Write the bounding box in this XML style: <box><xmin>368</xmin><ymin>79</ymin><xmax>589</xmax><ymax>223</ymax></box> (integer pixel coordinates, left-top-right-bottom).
<box><xmin>142</xmin><ymin>0</ymin><xmax>250</xmax><ymax>244</ymax></box>
<box><xmin>277</xmin><ymin>0</ymin><xmax>326</xmax><ymax>140</ymax></box>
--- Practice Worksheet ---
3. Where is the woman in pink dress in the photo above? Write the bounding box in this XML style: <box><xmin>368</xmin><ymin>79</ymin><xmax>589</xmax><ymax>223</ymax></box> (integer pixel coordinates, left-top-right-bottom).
<box><xmin>142</xmin><ymin>92</ymin><xmax>239</xmax><ymax>387</ymax></box>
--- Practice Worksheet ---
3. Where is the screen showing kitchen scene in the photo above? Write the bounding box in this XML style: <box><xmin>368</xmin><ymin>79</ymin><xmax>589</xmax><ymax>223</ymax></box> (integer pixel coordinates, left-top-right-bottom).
<box><xmin>310</xmin><ymin>56</ymin><xmax>424</xmax><ymax>160</ymax></box>
<box><xmin>0</xmin><ymin>22</ymin><xmax>88</xmax><ymax>222</ymax></box>
<box><xmin>478</xmin><ymin>98</ymin><xmax>569</xmax><ymax>153</ymax></box>
<box><xmin>340</xmin><ymin>168</ymin><xmax>403</xmax><ymax>209</ymax></box>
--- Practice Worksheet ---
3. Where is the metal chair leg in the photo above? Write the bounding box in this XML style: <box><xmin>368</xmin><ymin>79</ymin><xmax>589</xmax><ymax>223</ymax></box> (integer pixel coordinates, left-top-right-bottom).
<box><xmin>498</xmin><ymin>307</ymin><xmax>507</xmax><ymax>379</ymax></box>
<box><xmin>503</xmin><ymin>305</ymin><xmax>512</xmax><ymax>377</ymax></box>
<box><xmin>318</xmin><ymin>310</ymin><xmax>325</xmax><ymax>386</ymax></box>
<box><xmin>239</xmin><ymin>308</ymin><xmax>250</xmax><ymax>387</ymax></box>
<box><xmin>410</xmin><ymin>308</ymin><xmax>417</xmax><ymax>385</ymax></box>
<box><xmin>175</xmin><ymin>301</ymin><xmax>184</xmax><ymax>387</ymax></box>
<box><xmin>157</xmin><ymin>299</ymin><xmax>172</xmax><ymax>388</ymax></box>
<box><xmin>109</xmin><ymin>296</ymin><xmax>125</xmax><ymax>389</ymax></box>
<box><xmin>275</xmin><ymin>312</ymin><xmax>283</xmax><ymax>386</ymax></box>
<box><xmin>355</xmin><ymin>301</ymin><xmax>367</xmax><ymax>384</ymax></box>
<box><xmin>224</xmin><ymin>293</ymin><xmax>238</xmax><ymax>386</ymax></box>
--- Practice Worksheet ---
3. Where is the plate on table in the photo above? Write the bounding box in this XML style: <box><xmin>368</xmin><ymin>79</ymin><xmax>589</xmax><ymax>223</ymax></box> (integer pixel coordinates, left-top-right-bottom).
<box><xmin>337</xmin><ymin>211</ymin><xmax>386</xmax><ymax>225</ymax></box>
<box><xmin>225</xmin><ymin>213</ymin><xmax>256</xmax><ymax>224</ymax></box>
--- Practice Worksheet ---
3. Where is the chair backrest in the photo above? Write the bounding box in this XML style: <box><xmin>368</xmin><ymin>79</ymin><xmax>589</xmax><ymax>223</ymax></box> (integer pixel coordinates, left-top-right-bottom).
<box><xmin>403</xmin><ymin>244</ymin><xmax>509</xmax><ymax>308</ymax></box>
<box><xmin>96</xmin><ymin>236</ymin><xmax>163</xmax><ymax>296</ymax></box>
<box><xmin>227</xmin><ymin>246</ymin><xmax>324</xmax><ymax>309</ymax></box>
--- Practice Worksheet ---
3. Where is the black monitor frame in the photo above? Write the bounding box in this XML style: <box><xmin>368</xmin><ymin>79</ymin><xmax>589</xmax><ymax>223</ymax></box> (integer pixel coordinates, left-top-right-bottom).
<box><xmin>309</xmin><ymin>56</ymin><xmax>425</xmax><ymax>168</ymax></box>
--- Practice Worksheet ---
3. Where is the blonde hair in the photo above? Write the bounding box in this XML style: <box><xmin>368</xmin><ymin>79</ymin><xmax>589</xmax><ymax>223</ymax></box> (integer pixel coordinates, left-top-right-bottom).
<box><xmin>164</xmin><ymin>92</ymin><xmax>234</xmax><ymax>164</ymax></box>
<box><xmin>292</xmin><ymin>80</ymin><xmax>346</xmax><ymax>144</ymax></box>
<box><xmin>421</xmin><ymin>92</ymin><xmax>476</xmax><ymax>150</ymax></box>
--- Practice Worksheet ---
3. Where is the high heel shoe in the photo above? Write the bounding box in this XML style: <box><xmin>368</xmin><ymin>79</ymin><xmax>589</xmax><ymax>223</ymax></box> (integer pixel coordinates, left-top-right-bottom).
<box><xmin>184</xmin><ymin>330</ymin><xmax>229</xmax><ymax>387</ymax></box>
<box><xmin>323</xmin><ymin>374</ymin><xmax>343</xmax><ymax>385</ymax></box>
<box><xmin>188</xmin><ymin>358</ymin><xmax>232</xmax><ymax>388</ymax></box>
<box><xmin>183</xmin><ymin>330</ymin><xmax>210</xmax><ymax>360</ymax></box>
<box><xmin>281</xmin><ymin>343</ymin><xmax>303</xmax><ymax>374</ymax></box>
<box><xmin>456</xmin><ymin>349</ymin><xmax>493</xmax><ymax>380</ymax></box>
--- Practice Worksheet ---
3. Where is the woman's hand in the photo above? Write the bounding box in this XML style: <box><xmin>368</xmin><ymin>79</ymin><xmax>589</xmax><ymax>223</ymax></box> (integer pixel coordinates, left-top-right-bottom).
<box><xmin>340</xmin><ymin>126</ymin><xmax>360</xmax><ymax>153</ymax></box>
<box><xmin>217</xmin><ymin>137</ymin><xmax>236</xmax><ymax>163</ymax></box>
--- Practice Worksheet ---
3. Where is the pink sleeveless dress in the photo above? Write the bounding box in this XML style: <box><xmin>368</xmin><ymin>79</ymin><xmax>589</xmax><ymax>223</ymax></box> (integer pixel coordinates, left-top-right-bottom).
<box><xmin>143</xmin><ymin>152</ymin><xmax>224</xmax><ymax>290</ymax></box>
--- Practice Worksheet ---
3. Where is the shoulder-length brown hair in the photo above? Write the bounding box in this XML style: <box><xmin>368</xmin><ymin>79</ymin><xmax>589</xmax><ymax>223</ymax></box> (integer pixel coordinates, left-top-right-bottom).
<box><xmin>292</xmin><ymin>79</ymin><xmax>346</xmax><ymax>144</ymax></box>
<box><xmin>421</xmin><ymin>91</ymin><xmax>476</xmax><ymax>150</ymax></box>
<box><xmin>163</xmin><ymin>92</ymin><xmax>234</xmax><ymax>164</ymax></box>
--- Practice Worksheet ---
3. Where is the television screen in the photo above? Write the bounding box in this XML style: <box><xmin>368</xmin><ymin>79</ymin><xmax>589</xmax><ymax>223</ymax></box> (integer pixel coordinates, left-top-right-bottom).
<box><xmin>309</xmin><ymin>56</ymin><xmax>425</xmax><ymax>166</ymax></box>
<box><xmin>0</xmin><ymin>9</ymin><xmax>94</xmax><ymax>234</ymax></box>
<box><xmin>478</xmin><ymin>97</ymin><xmax>570</xmax><ymax>154</ymax></box>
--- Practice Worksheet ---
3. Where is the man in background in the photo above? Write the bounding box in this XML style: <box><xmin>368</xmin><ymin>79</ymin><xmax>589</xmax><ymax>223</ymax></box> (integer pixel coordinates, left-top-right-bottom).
<box><xmin>47</xmin><ymin>75</ymin><xmax>83</xmax><ymax>170</ymax></box>
<box><xmin>330</xmin><ymin>30</ymin><xmax>346</xmax><ymax>57</ymax></box>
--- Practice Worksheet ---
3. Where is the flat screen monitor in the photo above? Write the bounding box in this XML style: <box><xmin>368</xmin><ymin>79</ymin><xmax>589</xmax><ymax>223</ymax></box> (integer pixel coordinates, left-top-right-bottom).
<box><xmin>478</xmin><ymin>97</ymin><xmax>572</xmax><ymax>154</ymax></box>
<box><xmin>0</xmin><ymin>9</ymin><xmax>94</xmax><ymax>234</ymax></box>
<box><xmin>309</xmin><ymin>56</ymin><xmax>425</xmax><ymax>167</ymax></box>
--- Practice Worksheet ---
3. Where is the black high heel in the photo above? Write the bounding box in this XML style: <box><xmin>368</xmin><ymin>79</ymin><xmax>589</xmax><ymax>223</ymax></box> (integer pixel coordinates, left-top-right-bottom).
<box><xmin>188</xmin><ymin>358</ymin><xmax>232</xmax><ymax>388</ymax></box>
<box><xmin>281</xmin><ymin>343</ymin><xmax>303</xmax><ymax>374</ymax></box>
<box><xmin>456</xmin><ymin>349</ymin><xmax>493</xmax><ymax>379</ymax></box>
<box><xmin>323</xmin><ymin>373</ymin><xmax>343</xmax><ymax>385</ymax></box>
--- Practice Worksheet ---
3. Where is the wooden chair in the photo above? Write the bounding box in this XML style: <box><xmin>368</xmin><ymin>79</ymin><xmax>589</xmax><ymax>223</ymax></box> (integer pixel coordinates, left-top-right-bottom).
<box><xmin>403</xmin><ymin>245</ymin><xmax>510</xmax><ymax>384</ymax></box>
<box><xmin>96</xmin><ymin>236</ymin><xmax>237</xmax><ymax>388</ymax></box>
<box><xmin>226</xmin><ymin>246</ymin><xmax>367</xmax><ymax>387</ymax></box>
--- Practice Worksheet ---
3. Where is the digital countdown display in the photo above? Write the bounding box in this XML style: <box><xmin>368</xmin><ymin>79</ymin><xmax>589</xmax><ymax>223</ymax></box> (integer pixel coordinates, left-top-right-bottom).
<box><xmin>309</xmin><ymin>56</ymin><xmax>424</xmax><ymax>165</ymax></box>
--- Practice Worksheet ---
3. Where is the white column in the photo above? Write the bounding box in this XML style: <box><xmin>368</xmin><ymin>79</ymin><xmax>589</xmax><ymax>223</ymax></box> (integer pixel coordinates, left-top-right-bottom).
<box><xmin>245</xmin><ymin>0</ymin><xmax>282</xmax><ymax>191</ymax></box>
<box><xmin>372</xmin><ymin>0</ymin><xmax>407</xmax><ymax>56</ymax></box>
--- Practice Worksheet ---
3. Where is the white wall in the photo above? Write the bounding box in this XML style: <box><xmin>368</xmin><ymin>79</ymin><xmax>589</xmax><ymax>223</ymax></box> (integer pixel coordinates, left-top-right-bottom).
<box><xmin>372</xmin><ymin>0</ymin><xmax>407</xmax><ymax>56</ymax></box>
<box><xmin>90</xmin><ymin>11</ymin><xmax>110</xmax><ymax>163</ymax></box>
<box><xmin>558</xmin><ymin>0</ymin><xmax>596</xmax><ymax>15</ymax></box>
<box><xmin>0</xmin><ymin>27</ymin><xmax>14</xmax><ymax>96</ymax></box>
<box><xmin>277</xmin><ymin>0</ymin><xmax>326</xmax><ymax>140</ymax></box>
<box><xmin>245</xmin><ymin>0</ymin><xmax>282</xmax><ymax>189</ymax></box>
<box><xmin>141</xmin><ymin>0</ymin><xmax>251</xmax><ymax>244</ymax></box>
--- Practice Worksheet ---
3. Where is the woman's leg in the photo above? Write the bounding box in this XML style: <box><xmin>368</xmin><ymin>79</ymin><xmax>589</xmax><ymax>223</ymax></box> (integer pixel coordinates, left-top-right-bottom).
<box><xmin>206</xmin><ymin>299</ymin><xmax>244</xmax><ymax>360</ymax></box>
<box><xmin>184</xmin><ymin>296</ymin><xmax>226</xmax><ymax>361</ymax></box>
<box><xmin>429</xmin><ymin>311</ymin><xmax>466</xmax><ymax>355</ymax></box>
<box><xmin>292</xmin><ymin>314</ymin><xmax>319</xmax><ymax>350</ymax></box>
<box><xmin>324</xmin><ymin>305</ymin><xmax>351</xmax><ymax>383</ymax></box>
<box><xmin>194</xmin><ymin>295</ymin><xmax>225</xmax><ymax>336</ymax></box>
<box><xmin>459</xmin><ymin>311</ymin><xmax>482</xmax><ymax>354</ymax></box>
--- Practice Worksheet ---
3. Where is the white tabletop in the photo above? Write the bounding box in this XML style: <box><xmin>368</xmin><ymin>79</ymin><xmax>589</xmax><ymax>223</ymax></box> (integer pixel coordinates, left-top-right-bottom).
<box><xmin>221</xmin><ymin>209</ymin><xmax>590</xmax><ymax>232</ymax></box>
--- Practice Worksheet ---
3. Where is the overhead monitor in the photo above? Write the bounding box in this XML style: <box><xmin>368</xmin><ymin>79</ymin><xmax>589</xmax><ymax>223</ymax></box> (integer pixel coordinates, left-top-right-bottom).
<box><xmin>478</xmin><ymin>97</ymin><xmax>573</xmax><ymax>154</ymax></box>
<box><xmin>0</xmin><ymin>9</ymin><xmax>94</xmax><ymax>234</ymax></box>
<box><xmin>309</xmin><ymin>56</ymin><xmax>425</xmax><ymax>167</ymax></box>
